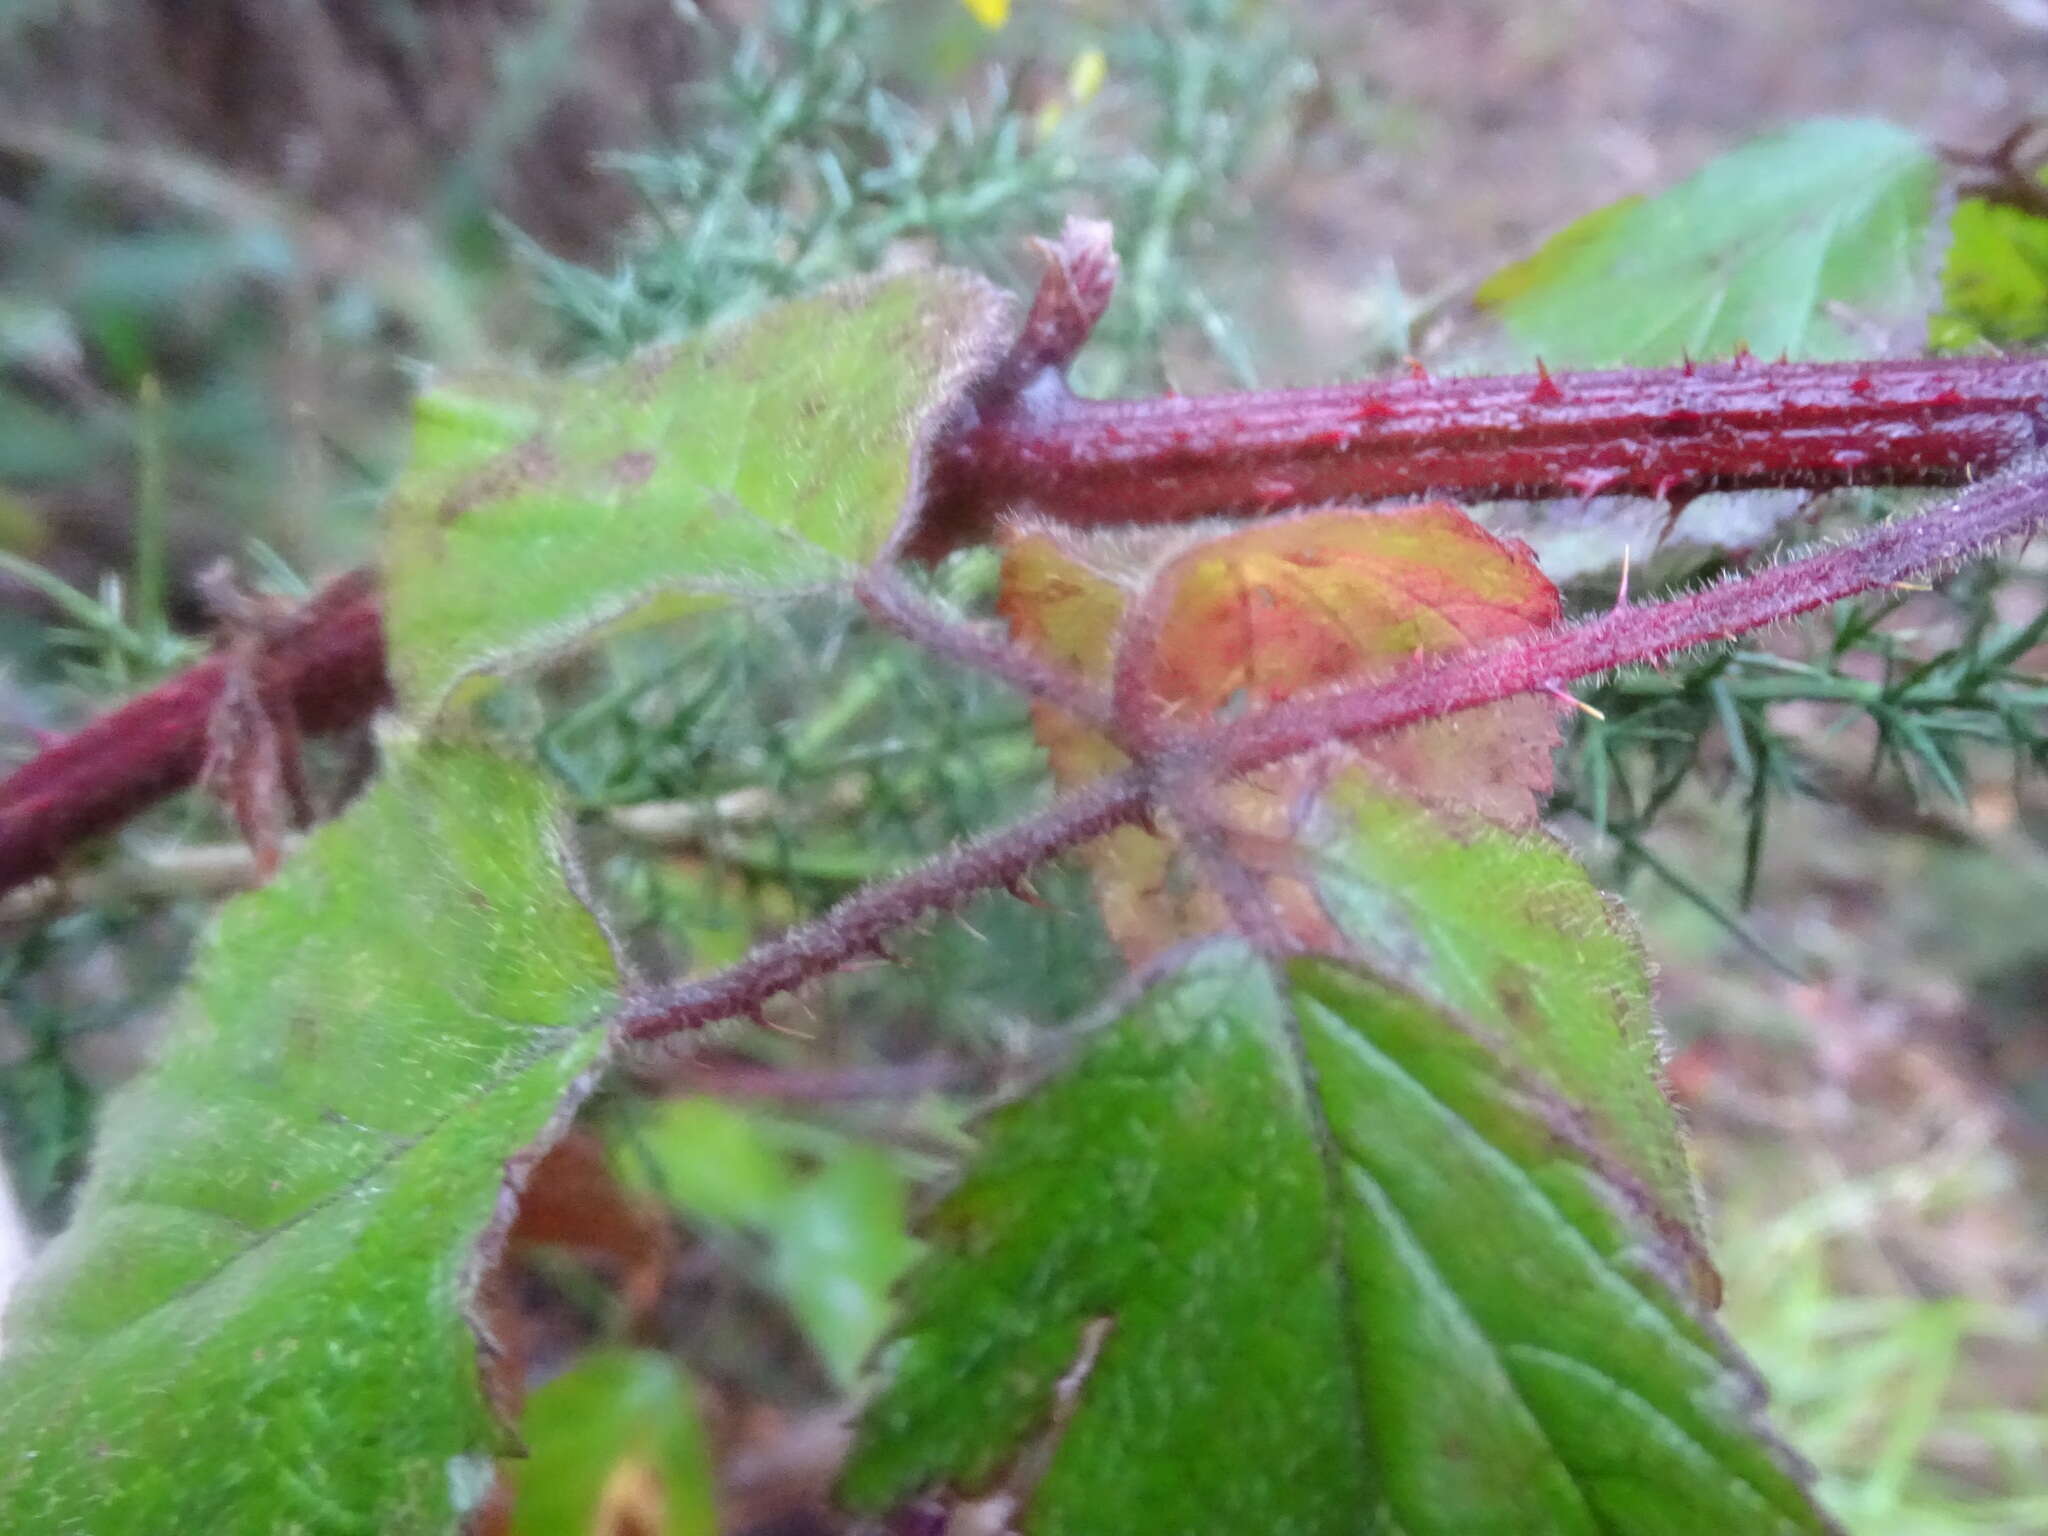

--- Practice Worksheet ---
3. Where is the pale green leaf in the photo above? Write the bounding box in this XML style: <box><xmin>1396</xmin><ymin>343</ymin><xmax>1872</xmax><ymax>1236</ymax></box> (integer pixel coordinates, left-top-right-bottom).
<box><xmin>620</xmin><ymin>1096</ymin><xmax>797</xmax><ymax>1229</ymax></box>
<box><xmin>508</xmin><ymin>1349</ymin><xmax>717</xmax><ymax>1536</ymax></box>
<box><xmin>0</xmin><ymin>746</ymin><xmax>620</xmax><ymax>1534</ymax></box>
<box><xmin>1476</xmin><ymin>118</ymin><xmax>1939</xmax><ymax>365</ymax></box>
<box><xmin>385</xmin><ymin>270</ymin><xmax>1011</xmax><ymax>720</ymax></box>
<box><xmin>619</xmin><ymin>1098</ymin><xmax>919</xmax><ymax>1387</ymax></box>
<box><xmin>767</xmin><ymin>1140</ymin><xmax>920</xmax><ymax>1387</ymax></box>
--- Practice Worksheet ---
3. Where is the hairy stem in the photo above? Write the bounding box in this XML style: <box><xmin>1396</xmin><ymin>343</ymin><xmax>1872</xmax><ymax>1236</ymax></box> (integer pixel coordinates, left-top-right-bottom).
<box><xmin>1205</xmin><ymin>455</ymin><xmax>2048</xmax><ymax>779</ymax></box>
<box><xmin>4</xmin><ymin>354</ymin><xmax>2045</xmax><ymax>899</ymax></box>
<box><xmin>615</xmin><ymin>768</ymin><xmax>1152</xmax><ymax>1043</ymax></box>
<box><xmin>616</xmin><ymin>455</ymin><xmax>2048</xmax><ymax>1039</ymax></box>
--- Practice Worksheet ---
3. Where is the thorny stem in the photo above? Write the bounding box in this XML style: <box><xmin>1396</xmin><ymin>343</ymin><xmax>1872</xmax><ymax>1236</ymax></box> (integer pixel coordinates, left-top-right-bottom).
<box><xmin>1165</xmin><ymin>783</ymin><xmax>1301</xmax><ymax>957</ymax></box>
<box><xmin>613</xmin><ymin>455</ymin><xmax>2048</xmax><ymax>1040</ymax></box>
<box><xmin>4</xmin><ymin>214</ymin><xmax>2047</xmax><ymax>899</ymax></box>
<box><xmin>6</xmin><ymin>352</ymin><xmax>2045</xmax><ymax>900</ymax></box>
<box><xmin>615</xmin><ymin>767</ymin><xmax>1152</xmax><ymax>1042</ymax></box>
<box><xmin>911</xmin><ymin>353</ymin><xmax>2048</xmax><ymax>555</ymax></box>
<box><xmin>1203</xmin><ymin>455</ymin><xmax>2048</xmax><ymax>780</ymax></box>
<box><xmin>1108</xmin><ymin>573</ymin><xmax>1174</xmax><ymax>753</ymax></box>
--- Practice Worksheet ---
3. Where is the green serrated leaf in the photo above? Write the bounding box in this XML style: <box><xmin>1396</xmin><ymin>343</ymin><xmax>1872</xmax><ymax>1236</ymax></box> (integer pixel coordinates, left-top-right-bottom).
<box><xmin>385</xmin><ymin>269</ymin><xmax>1011</xmax><ymax>720</ymax></box>
<box><xmin>0</xmin><ymin>745</ymin><xmax>621</xmax><ymax>1534</ymax></box>
<box><xmin>1477</xmin><ymin>118</ymin><xmax>1939</xmax><ymax>365</ymax></box>
<box><xmin>1936</xmin><ymin>196</ymin><xmax>2048</xmax><ymax>351</ymax></box>
<box><xmin>508</xmin><ymin>1349</ymin><xmax>717</xmax><ymax>1536</ymax></box>
<box><xmin>845</xmin><ymin>946</ymin><xmax>1837</xmax><ymax>1535</ymax></box>
<box><xmin>843</xmin><ymin>949</ymin><xmax>1371</xmax><ymax>1530</ymax></box>
<box><xmin>1306</xmin><ymin>775</ymin><xmax>1703</xmax><ymax>1243</ymax></box>
<box><xmin>1288</xmin><ymin>956</ymin><xmax>1830</xmax><ymax>1535</ymax></box>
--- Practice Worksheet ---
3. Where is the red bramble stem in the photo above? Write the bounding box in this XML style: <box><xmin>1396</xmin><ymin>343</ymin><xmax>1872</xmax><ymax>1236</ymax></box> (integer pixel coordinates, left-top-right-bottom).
<box><xmin>1205</xmin><ymin>454</ymin><xmax>2048</xmax><ymax>779</ymax></box>
<box><xmin>612</xmin><ymin>455</ymin><xmax>2048</xmax><ymax>1040</ymax></box>
<box><xmin>3</xmin><ymin>347</ymin><xmax>2047</xmax><ymax>901</ymax></box>
<box><xmin>0</xmin><ymin>570</ymin><xmax>385</xmax><ymax>900</ymax></box>
<box><xmin>855</xmin><ymin>568</ymin><xmax>1116</xmax><ymax>731</ymax></box>
<box><xmin>913</xmin><ymin>353</ymin><xmax>2048</xmax><ymax>552</ymax></box>
<box><xmin>615</xmin><ymin>770</ymin><xmax>1153</xmax><ymax>1042</ymax></box>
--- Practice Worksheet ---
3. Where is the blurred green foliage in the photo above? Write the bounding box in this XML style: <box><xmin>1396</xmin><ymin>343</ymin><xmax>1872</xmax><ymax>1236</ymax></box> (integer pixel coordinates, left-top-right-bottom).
<box><xmin>617</xmin><ymin>1096</ymin><xmax>924</xmax><ymax>1389</ymax></box>
<box><xmin>1937</xmin><ymin>189</ymin><xmax>2048</xmax><ymax>353</ymax></box>
<box><xmin>508</xmin><ymin>1350</ymin><xmax>718</xmax><ymax>1536</ymax></box>
<box><xmin>1565</xmin><ymin>556</ymin><xmax>2048</xmax><ymax>939</ymax></box>
<box><xmin>1723</xmin><ymin>1151</ymin><xmax>2048</xmax><ymax>1536</ymax></box>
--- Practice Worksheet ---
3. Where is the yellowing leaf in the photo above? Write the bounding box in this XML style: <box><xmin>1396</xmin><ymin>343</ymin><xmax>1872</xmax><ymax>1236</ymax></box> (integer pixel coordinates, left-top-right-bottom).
<box><xmin>960</xmin><ymin>0</ymin><xmax>1010</xmax><ymax>29</ymax></box>
<box><xmin>999</xmin><ymin>505</ymin><xmax>1561</xmax><ymax>961</ymax></box>
<box><xmin>997</xmin><ymin>523</ymin><xmax>1136</xmax><ymax>785</ymax></box>
<box><xmin>1068</xmin><ymin>47</ymin><xmax>1108</xmax><ymax>105</ymax></box>
<box><xmin>1938</xmin><ymin>195</ymin><xmax>2048</xmax><ymax>350</ymax></box>
<box><xmin>1142</xmin><ymin>503</ymin><xmax>1562</xmax><ymax>822</ymax></box>
<box><xmin>592</xmin><ymin>1458</ymin><xmax>667</xmax><ymax>1536</ymax></box>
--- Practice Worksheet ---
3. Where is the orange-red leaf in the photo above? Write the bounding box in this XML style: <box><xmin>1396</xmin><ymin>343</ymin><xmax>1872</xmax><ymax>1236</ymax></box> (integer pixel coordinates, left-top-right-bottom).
<box><xmin>998</xmin><ymin>504</ymin><xmax>1563</xmax><ymax>961</ymax></box>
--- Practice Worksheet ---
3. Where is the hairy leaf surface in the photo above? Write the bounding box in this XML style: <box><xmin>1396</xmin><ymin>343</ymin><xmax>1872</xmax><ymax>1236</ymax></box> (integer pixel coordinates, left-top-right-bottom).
<box><xmin>844</xmin><ymin>951</ymin><xmax>1370</xmax><ymax>1531</ymax></box>
<box><xmin>845</xmin><ymin>947</ymin><xmax>1835</xmax><ymax>1535</ymax></box>
<box><xmin>0</xmin><ymin>747</ymin><xmax>619</xmax><ymax>1534</ymax></box>
<box><xmin>387</xmin><ymin>270</ymin><xmax>1010</xmax><ymax>719</ymax></box>
<box><xmin>1478</xmin><ymin>118</ymin><xmax>1939</xmax><ymax>365</ymax></box>
<box><xmin>1307</xmin><ymin>774</ymin><xmax>1703</xmax><ymax>1255</ymax></box>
